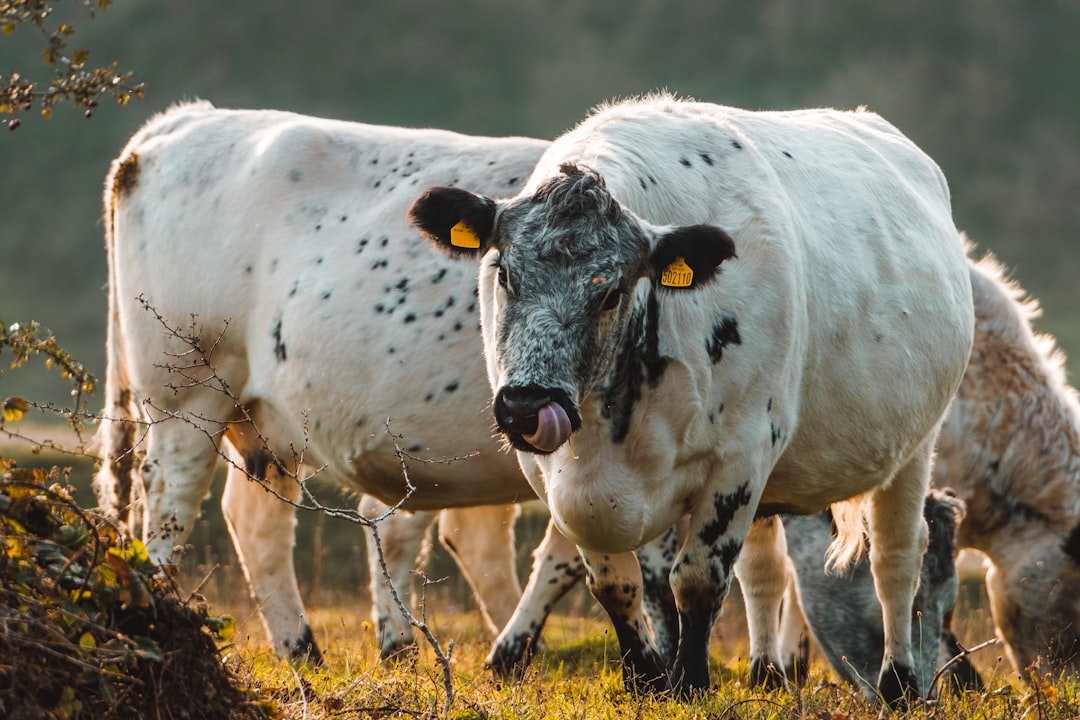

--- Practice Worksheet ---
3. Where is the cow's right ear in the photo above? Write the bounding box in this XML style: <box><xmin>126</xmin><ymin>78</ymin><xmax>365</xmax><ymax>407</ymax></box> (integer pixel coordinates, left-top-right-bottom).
<box><xmin>408</xmin><ymin>187</ymin><xmax>497</xmax><ymax>257</ymax></box>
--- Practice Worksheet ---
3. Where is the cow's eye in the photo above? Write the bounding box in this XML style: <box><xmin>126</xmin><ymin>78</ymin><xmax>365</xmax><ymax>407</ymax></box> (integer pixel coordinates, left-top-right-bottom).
<box><xmin>600</xmin><ymin>286</ymin><xmax>623</xmax><ymax>312</ymax></box>
<box><xmin>497</xmin><ymin>265</ymin><xmax>509</xmax><ymax>290</ymax></box>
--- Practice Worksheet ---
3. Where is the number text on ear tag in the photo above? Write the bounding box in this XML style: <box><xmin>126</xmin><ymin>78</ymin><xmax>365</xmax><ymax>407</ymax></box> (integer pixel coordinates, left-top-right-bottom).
<box><xmin>450</xmin><ymin>221</ymin><xmax>481</xmax><ymax>249</ymax></box>
<box><xmin>661</xmin><ymin>256</ymin><xmax>693</xmax><ymax>287</ymax></box>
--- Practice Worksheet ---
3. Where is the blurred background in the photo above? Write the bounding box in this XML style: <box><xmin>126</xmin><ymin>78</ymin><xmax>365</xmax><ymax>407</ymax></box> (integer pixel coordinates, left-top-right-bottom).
<box><xmin>1</xmin><ymin>0</ymin><xmax>1077</xmax><ymax>648</ymax></box>
<box><xmin>3</xmin><ymin>0</ymin><xmax>1079</xmax><ymax>404</ymax></box>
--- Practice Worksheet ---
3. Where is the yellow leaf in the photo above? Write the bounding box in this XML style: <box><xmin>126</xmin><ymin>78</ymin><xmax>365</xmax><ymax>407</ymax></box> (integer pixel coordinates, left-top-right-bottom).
<box><xmin>3</xmin><ymin>396</ymin><xmax>28</xmax><ymax>422</ymax></box>
<box><xmin>58</xmin><ymin>24</ymin><xmax>75</xmax><ymax>36</ymax></box>
<box><xmin>2</xmin><ymin>22</ymin><xmax>15</xmax><ymax>35</ymax></box>
<box><xmin>79</xmin><ymin>631</ymin><xmax>96</xmax><ymax>649</ymax></box>
<box><xmin>208</xmin><ymin>615</ymin><xmax>236</xmax><ymax>641</ymax></box>
<box><xmin>41</xmin><ymin>107</ymin><xmax>52</xmax><ymax>120</ymax></box>
<box><xmin>126</xmin><ymin>537</ymin><xmax>150</xmax><ymax>565</ymax></box>
<box><xmin>72</xmin><ymin>49</ymin><xmax>90</xmax><ymax>67</ymax></box>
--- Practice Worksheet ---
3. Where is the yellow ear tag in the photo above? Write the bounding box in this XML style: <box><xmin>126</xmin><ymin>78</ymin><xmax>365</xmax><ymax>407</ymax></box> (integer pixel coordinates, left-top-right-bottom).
<box><xmin>450</xmin><ymin>221</ymin><xmax>481</xmax><ymax>249</ymax></box>
<box><xmin>660</xmin><ymin>256</ymin><xmax>694</xmax><ymax>288</ymax></box>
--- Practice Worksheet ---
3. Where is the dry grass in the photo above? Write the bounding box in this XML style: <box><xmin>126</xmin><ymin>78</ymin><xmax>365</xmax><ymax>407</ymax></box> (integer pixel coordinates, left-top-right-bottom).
<box><xmin>211</xmin><ymin>582</ymin><xmax>1074</xmax><ymax>720</ymax></box>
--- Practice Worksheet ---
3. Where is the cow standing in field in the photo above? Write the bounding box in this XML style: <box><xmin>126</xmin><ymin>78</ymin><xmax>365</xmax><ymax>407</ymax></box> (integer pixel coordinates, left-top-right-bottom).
<box><xmin>410</xmin><ymin>95</ymin><xmax>974</xmax><ymax>705</ymax></box>
<box><xmin>92</xmin><ymin>101</ymin><xmax>588</xmax><ymax>661</ymax></box>
<box><xmin>932</xmin><ymin>251</ymin><xmax>1080</xmax><ymax>674</ymax></box>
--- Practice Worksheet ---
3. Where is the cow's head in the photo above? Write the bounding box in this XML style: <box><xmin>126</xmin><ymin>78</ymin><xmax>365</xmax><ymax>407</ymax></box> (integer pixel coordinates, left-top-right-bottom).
<box><xmin>409</xmin><ymin>163</ymin><xmax>736</xmax><ymax>454</ymax></box>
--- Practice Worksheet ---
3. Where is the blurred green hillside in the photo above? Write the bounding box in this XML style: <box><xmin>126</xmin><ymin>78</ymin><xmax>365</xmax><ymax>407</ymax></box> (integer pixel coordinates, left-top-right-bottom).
<box><xmin>3</xmin><ymin>0</ymin><xmax>1079</xmax><ymax>407</ymax></box>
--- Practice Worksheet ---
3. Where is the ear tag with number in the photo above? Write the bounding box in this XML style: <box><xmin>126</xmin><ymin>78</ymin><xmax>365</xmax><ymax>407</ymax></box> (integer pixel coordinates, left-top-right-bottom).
<box><xmin>450</xmin><ymin>221</ymin><xmax>481</xmax><ymax>249</ymax></box>
<box><xmin>660</xmin><ymin>256</ymin><xmax>693</xmax><ymax>287</ymax></box>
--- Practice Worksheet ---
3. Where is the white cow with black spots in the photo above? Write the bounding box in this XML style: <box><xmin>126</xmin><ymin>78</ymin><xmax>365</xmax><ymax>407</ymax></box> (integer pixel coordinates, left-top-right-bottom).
<box><xmin>92</xmin><ymin>100</ymin><xmax>587</xmax><ymax>661</ymax></box>
<box><xmin>410</xmin><ymin>95</ymin><xmax>974</xmax><ymax>706</ymax></box>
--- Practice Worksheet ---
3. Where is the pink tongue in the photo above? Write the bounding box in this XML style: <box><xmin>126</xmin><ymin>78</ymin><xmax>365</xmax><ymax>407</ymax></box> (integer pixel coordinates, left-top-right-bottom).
<box><xmin>523</xmin><ymin>402</ymin><xmax>572</xmax><ymax>452</ymax></box>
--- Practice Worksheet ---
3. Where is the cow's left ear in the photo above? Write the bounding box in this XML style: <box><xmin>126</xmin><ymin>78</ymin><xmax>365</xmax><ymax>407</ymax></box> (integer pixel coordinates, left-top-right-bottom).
<box><xmin>649</xmin><ymin>224</ymin><xmax>737</xmax><ymax>289</ymax></box>
<box><xmin>408</xmin><ymin>186</ymin><xmax>497</xmax><ymax>257</ymax></box>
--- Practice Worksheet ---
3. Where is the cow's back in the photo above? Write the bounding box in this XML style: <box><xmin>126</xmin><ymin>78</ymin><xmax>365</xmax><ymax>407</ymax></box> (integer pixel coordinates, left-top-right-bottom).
<box><xmin>107</xmin><ymin>102</ymin><xmax>549</xmax><ymax>508</ymax></box>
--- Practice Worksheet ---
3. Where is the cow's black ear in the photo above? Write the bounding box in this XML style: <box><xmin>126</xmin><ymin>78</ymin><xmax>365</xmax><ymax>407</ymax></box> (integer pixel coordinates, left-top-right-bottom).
<box><xmin>408</xmin><ymin>187</ymin><xmax>497</xmax><ymax>257</ymax></box>
<box><xmin>650</xmin><ymin>224</ymin><xmax>737</xmax><ymax>289</ymax></box>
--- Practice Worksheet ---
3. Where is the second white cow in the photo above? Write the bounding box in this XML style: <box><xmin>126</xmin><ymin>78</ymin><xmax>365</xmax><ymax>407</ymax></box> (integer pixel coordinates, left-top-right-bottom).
<box><xmin>92</xmin><ymin>101</ymin><xmax>576</xmax><ymax>661</ymax></box>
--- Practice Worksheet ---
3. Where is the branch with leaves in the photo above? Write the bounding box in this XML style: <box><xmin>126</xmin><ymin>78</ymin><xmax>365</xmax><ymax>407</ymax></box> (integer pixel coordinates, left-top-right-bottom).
<box><xmin>1</xmin><ymin>0</ymin><xmax>145</xmax><ymax>130</ymax></box>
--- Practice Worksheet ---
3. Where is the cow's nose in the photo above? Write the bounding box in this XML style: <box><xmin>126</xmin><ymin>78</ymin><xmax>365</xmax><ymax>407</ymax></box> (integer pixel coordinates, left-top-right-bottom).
<box><xmin>494</xmin><ymin>386</ymin><xmax>550</xmax><ymax>436</ymax></box>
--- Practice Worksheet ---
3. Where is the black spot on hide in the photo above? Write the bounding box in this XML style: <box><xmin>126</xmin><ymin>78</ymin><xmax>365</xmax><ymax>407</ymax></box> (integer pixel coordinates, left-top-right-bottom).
<box><xmin>272</xmin><ymin>316</ymin><xmax>287</xmax><ymax>362</ymax></box>
<box><xmin>602</xmin><ymin>287</ymin><xmax>669</xmax><ymax>443</ymax></box>
<box><xmin>707</xmin><ymin>315</ymin><xmax>742</xmax><ymax>363</ymax></box>
<box><xmin>698</xmin><ymin>483</ymin><xmax>751</xmax><ymax>547</ymax></box>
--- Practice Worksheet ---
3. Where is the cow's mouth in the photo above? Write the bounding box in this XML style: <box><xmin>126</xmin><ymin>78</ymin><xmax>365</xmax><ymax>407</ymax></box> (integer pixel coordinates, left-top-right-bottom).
<box><xmin>494</xmin><ymin>385</ymin><xmax>580</xmax><ymax>454</ymax></box>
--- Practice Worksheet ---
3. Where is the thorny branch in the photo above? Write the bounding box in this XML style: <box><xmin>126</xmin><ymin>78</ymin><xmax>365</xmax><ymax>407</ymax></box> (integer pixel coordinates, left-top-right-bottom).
<box><xmin>1</xmin><ymin>301</ymin><xmax>473</xmax><ymax>715</ymax></box>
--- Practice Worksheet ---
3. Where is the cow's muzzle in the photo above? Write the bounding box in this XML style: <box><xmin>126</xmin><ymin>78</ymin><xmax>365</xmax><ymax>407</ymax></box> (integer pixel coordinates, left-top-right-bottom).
<box><xmin>494</xmin><ymin>385</ymin><xmax>581</xmax><ymax>454</ymax></box>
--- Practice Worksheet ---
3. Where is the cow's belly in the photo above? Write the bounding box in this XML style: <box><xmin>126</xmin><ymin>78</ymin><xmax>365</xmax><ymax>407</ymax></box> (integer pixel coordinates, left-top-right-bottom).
<box><xmin>252</xmin><ymin>389</ymin><xmax>534</xmax><ymax>510</ymax></box>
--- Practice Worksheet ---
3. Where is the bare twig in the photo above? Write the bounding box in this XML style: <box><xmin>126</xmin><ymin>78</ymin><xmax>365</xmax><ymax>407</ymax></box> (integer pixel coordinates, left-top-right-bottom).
<box><xmin>930</xmin><ymin>637</ymin><xmax>998</xmax><ymax>693</ymax></box>
<box><xmin>4</xmin><ymin>299</ymin><xmax>467</xmax><ymax>715</ymax></box>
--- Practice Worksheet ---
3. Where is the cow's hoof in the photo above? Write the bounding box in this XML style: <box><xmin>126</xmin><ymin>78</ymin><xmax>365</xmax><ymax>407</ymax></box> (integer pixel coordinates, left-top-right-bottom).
<box><xmin>379</xmin><ymin>639</ymin><xmax>420</xmax><ymax>663</ymax></box>
<box><xmin>877</xmin><ymin>661</ymin><xmax>920</xmax><ymax>711</ymax></box>
<box><xmin>287</xmin><ymin>625</ymin><xmax>323</xmax><ymax>666</ymax></box>
<box><xmin>750</xmin><ymin>656</ymin><xmax>786</xmax><ymax>690</ymax></box>
<box><xmin>485</xmin><ymin>634</ymin><xmax>540</xmax><ymax>680</ymax></box>
<box><xmin>624</xmin><ymin>665</ymin><xmax>672</xmax><ymax>695</ymax></box>
<box><xmin>670</xmin><ymin>661</ymin><xmax>710</xmax><ymax>699</ymax></box>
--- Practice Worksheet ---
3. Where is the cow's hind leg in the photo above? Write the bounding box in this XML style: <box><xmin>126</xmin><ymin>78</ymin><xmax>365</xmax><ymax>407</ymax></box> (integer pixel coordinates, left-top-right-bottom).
<box><xmin>139</xmin><ymin>414</ymin><xmax>226</xmax><ymax>564</ymax></box>
<box><xmin>778</xmin><ymin>572</ymin><xmax>812</xmax><ymax>686</ymax></box>
<box><xmin>438</xmin><ymin>505</ymin><xmax>523</xmax><ymax>636</ymax></box>
<box><xmin>735</xmin><ymin>515</ymin><xmax>790</xmax><ymax>688</ymax></box>
<box><xmin>359</xmin><ymin>495</ymin><xmax>436</xmax><ymax>660</ymax></box>
<box><xmin>581</xmin><ymin>550</ymin><xmax>670</xmax><ymax>693</ymax></box>
<box><xmin>487</xmin><ymin>517</ymin><xmax>585</xmax><ymax>677</ymax></box>
<box><xmin>869</xmin><ymin>440</ymin><xmax>932</xmax><ymax>708</ymax></box>
<box><xmin>221</xmin><ymin>444</ymin><xmax>320</xmax><ymax>663</ymax></box>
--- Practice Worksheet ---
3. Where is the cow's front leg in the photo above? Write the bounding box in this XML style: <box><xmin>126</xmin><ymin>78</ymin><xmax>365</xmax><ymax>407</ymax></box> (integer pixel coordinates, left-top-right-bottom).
<box><xmin>488</xmin><ymin>517</ymin><xmax>584</xmax><ymax>678</ymax></box>
<box><xmin>868</xmin><ymin>439</ymin><xmax>932</xmax><ymax>709</ymax></box>
<box><xmin>670</xmin><ymin>479</ymin><xmax>759</xmax><ymax>694</ymax></box>
<box><xmin>580</xmin><ymin>550</ymin><xmax>670</xmax><ymax>693</ymax></box>
<box><xmin>734</xmin><ymin>515</ymin><xmax>789</xmax><ymax>688</ymax></box>
<box><xmin>635</xmin><ymin>520</ymin><xmax>685</xmax><ymax>668</ymax></box>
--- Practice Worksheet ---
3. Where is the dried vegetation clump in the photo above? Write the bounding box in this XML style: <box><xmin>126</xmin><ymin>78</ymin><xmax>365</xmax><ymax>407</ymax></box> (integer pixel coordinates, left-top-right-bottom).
<box><xmin>0</xmin><ymin>462</ymin><xmax>274</xmax><ymax>719</ymax></box>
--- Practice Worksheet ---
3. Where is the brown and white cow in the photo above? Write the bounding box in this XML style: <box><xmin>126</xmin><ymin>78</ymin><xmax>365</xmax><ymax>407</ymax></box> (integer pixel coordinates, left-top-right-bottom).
<box><xmin>934</xmin><ymin>250</ymin><xmax>1080</xmax><ymax>674</ymax></box>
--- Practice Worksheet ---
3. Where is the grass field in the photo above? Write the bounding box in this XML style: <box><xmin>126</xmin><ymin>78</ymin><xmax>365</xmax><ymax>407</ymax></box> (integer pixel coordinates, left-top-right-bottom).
<box><xmin>218</xmin><ymin>605</ymin><xmax>1071</xmax><ymax>720</ymax></box>
<box><xmin>201</xmin><ymin>566</ymin><xmax>1065</xmax><ymax>720</ymax></box>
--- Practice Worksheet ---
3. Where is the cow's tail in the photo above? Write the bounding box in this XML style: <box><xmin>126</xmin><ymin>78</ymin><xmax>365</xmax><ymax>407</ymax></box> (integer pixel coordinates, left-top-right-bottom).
<box><xmin>91</xmin><ymin>150</ymin><xmax>143</xmax><ymax>535</ymax></box>
<box><xmin>823</xmin><ymin>492</ymin><xmax>871</xmax><ymax>574</ymax></box>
